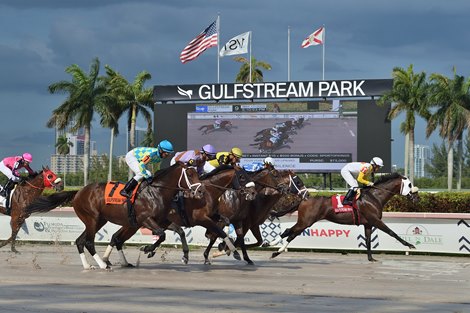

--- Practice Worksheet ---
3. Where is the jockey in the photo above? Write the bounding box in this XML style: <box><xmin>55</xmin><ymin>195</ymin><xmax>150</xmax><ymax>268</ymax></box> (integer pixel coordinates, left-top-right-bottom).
<box><xmin>0</xmin><ymin>153</ymin><xmax>36</xmax><ymax>197</ymax></box>
<box><xmin>269</xmin><ymin>132</ymin><xmax>282</xmax><ymax>144</ymax></box>
<box><xmin>340</xmin><ymin>157</ymin><xmax>384</xmax><ymax>206</ymax></box>
<box><xmin>170</xmin><ymin>144</ymin><xmax>217</xmax><ymax>175</ymax></box>
<box><xmin>213</xmin><ymin>119</ymin><xmax>222</xmax><ymax>129</ymax></box>
<box><xmin>243</xmin><ymin>156</ymin><xmax>276</xmax><ymax>172</ymax></box>
<box><xmin>208</xmin><ymin>147</ymin><xmax>243</xmax><ymax>167</ymax></box>
<box><xmin>120</xmin><ymin>139</ymin><xmax>174</xmax><ymax>198</ymax></box>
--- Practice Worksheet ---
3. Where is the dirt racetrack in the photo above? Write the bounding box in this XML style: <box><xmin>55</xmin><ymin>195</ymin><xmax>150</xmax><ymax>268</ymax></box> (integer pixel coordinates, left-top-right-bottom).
<box><xmin>0</xmin><ymin>243</ymin><xmax>469</xmax><ymax>313</ymax></box>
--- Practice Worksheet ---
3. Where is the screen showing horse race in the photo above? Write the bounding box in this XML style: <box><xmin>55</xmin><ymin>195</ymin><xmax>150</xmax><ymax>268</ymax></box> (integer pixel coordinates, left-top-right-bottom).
<box><xmin>154</xmin><ymin>80</ymin><xmax>392</xmax><ymax>173</ymax></box>
<box><xmin>186</xmin><ymin>100</ymin><xmax>368</xmax><ymax>172</ymax></box>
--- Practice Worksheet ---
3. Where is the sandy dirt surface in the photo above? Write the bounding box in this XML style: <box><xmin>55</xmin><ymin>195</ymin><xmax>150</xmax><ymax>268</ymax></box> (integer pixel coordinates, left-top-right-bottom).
<box><xmin>0</xmin><ymin>243</ymin><xmax>469</xmax><ymax>313</ymax></box>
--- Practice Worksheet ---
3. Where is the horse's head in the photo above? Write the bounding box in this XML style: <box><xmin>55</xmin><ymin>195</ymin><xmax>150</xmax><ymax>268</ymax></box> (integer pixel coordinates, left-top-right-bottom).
<box><xmin>273</xmin><ymin>170</ymin><xmax>309</xmax><ymax>199</ymax></box>
<box><xmin>398</xmin><ymin>176</ymin><xmax>420</xmax><ymax>203</ymax></box>
<box><xmin>250</xmin><ymin>168</ymin><xmax>283</xmax><ymax>196</ymax></box>
<box><xmin>26</xmin><ymin>166</ymin><xmax>62</xmax><ymax>190</ymax></box>
<box><xmin>155</xmin><ymin>162</ymin><xmax>205</xmax><ymax>199</ymax></box>
<box><xmin>372</xmin><ymin>173</ymin><xmax>419</xmax><ymax>202</ymax></box>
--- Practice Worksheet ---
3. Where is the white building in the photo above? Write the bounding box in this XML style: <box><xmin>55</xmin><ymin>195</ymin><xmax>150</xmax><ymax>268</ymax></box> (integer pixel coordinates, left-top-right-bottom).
<box><xmin>414</xmin><ymin>144</ymin><xmax>432</xmax><ymax>178</ymax></box>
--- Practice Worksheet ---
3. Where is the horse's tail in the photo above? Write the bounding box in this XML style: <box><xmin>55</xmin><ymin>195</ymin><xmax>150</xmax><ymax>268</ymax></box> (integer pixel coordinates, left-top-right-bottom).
<box><xmin>24</xmin><ymin>190</ymin><xmax>78</xmax><ymax>214</ymax></box>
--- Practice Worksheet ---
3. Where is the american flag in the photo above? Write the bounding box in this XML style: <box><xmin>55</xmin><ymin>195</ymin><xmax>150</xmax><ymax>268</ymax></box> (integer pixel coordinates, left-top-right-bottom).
<box><xmin>180</xmin><ymin>20</ymin><xmax>218</xmax><ymax>64</ymax></box>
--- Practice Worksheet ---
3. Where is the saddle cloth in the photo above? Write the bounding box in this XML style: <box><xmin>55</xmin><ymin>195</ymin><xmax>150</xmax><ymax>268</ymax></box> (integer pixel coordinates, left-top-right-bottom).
<box><xmin>331</xmin><ymin>195</ymin><xmax>357</xmax><ymax>213</ymax></box>
<box><xmin>104</xmin><ymin>181</ymin><xmax>139</xmax><ymax>205</ymax></box>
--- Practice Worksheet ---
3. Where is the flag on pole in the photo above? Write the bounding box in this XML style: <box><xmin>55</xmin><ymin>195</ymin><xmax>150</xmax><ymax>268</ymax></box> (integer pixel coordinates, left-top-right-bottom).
<box><xmin>219</xmin><ymin>31</ymin><xmax>250</xmax><ymax>57</ymax></box>
<box><xmin>180</xmin><ymin>20</ymin><xmax>218</xmax><ymax>63</ymax></box>
<box><xmin>301</xmin><ymin>26</ymin><xmax>324</xmax><ymax>48</ymax></box>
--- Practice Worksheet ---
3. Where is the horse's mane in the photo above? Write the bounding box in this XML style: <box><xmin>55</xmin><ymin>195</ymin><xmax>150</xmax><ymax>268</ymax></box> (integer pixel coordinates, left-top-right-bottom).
<box><xmin>372</xmin><ymin>172</ymin><xmax>403</xmax><ymax>186</ymax></box>
<box><xmin>154</xmin><ymin>162</ymin><xmax>181</xmax><ymax>179</ymax></box>
<box><xmin>200</xmin><ymin>164</ymin><xmax>233</xmax><ymax>180</ymax></box>
<box><xmin>19</xmin><ymin>170</ymin><xmax>44</xmax><ymax>185</ymax></box>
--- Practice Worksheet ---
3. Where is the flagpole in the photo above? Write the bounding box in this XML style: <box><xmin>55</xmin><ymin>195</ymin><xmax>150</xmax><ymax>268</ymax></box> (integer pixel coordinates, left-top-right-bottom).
<box><xmin>288</xmin><ymin>26</ymin><xmax>291</xmax><ymax>82</ymax></box>
<box><xmin>249</xmin><ymin>31</ymin><xmax>252</xmax><ymax>83</ymax></box>
<box><xmin>322</xmin><ymin>25</ymin><xmax>325</xmax><ymax>80</ymax></box>
<box><xmin>217</xmin><ymin>14</ymin><xmax>220</xmax><ymax>83</ymax></box>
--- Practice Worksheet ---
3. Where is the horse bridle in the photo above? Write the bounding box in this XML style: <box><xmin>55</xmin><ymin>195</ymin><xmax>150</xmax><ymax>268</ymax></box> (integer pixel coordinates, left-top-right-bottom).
<box><xmin>24</xmin><ymin>171</ymin><xmax>61</xmax><ymax>190</ymax></box>
<box><xmin>152</xmin><ymin>167</ymin><xmax>202</xmax><ymax>198</ymax></box>
<box><xmin>288</xmin><ymin>174</ymin><xmax>309</xmax><ymax>199</ymax></box>
<box><xmin>369</xmin><ymin>178</ymin><xmax>419</xmax><ymax>197</ymax></box>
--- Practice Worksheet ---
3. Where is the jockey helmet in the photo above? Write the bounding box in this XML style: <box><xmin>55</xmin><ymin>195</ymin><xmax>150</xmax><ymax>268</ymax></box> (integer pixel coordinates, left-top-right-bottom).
<box><xmin>370</xmin><ymin>157</ymin><xmax>384</xmax><ymax>167</ymax></box>
<box><xmin>264</xmin><ymin>157</ymin><xmax>275</xmax><ymax>166</ymax></box>
<box><xmin>231</xmin><ymin>147</ymin><xmax>243</xmax><ymax>158</ymax></box>
<box><xmin>22</xmin><ymin>152</ymin><xmax>33</xmax><ymax>163</ymax></box>
<box><xmin>158</xmin><ymin>140</ymin><xmax>174</xmax><ymax>153</ymax></box>
<box><xmin>202</xmin><ymin>144</ymin><xmax>216</xmax><ymax>157</ymax></box>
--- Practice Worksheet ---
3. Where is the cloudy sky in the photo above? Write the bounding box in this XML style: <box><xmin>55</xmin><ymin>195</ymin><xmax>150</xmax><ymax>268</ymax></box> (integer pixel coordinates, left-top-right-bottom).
<box><xmin>1</xmin><ymin>0</ymin><xmax>469</xmax><ymax>169</ymax></box>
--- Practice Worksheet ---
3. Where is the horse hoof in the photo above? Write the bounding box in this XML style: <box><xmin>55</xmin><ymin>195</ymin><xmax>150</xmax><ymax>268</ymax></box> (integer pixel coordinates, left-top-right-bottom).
<box><xmin>217</xmin><ymin>242</ymin><xmax>225</xmax><ymax>251</ymax></box>
<box><xmin>124</xmin><ymin>263</ymin><xmax>134</xmax><ymax>268</ymax></box>
<box><xmin>270</xmin><ymin>252</ymin><xmax>280</xmax><ymax>259</ymax></box>
<box><xmin>181</xmin><ymin>257</ymin><xmax>188</xmax><ymax>265</ymax></box>
<box><xmin>105</xmin><ymin>260</ymin><xmax>113</xmax><ymax>267</ymax></box>
<box><xmin>147</xmin><ymin>251</ymin><xmax>156</xmax><ymax>258</ymax></box>
<box><xmin>410</xmin><ymin>245</ymin><xmax>416</xmax><ymax>250</ymax></box>
<box><xmin>261</xmin><ymin>242</ymin><xmax>269</xmax><ymax>248</ymax></box>
<box><xmin>204</xmin><ymin>260</ymin><xmax>211</xmax><ymax>265</ymax></box>
<box><xmin>232</xmin><ymin>251</ymin><xmax>241</xmax><ymax>261</ymax></box>
<box><xmin>246</xmin><ymin>260</ymin><xmax>254</xmax><ymax>265</ymax></box>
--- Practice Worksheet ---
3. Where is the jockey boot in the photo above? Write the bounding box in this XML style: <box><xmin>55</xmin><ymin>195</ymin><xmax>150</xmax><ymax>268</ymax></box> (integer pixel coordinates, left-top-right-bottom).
<box><xmin>342</xmin><ymin>188</ymin><xmax>356</xmax><ymax>206</ymax></box>
<box><xmin>120</xmin><ymin>178</ymin><xmax>138</xmax><ymax>198</ymax></box>
<box><xmin>0</xmin><ymin>179</ymin><xmax>15</xmax><ymax>198</ymax></box>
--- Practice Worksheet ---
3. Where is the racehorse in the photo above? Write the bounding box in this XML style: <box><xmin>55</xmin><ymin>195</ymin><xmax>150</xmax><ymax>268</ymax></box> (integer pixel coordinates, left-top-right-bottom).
<box><xmin>25</xmin><ymin>162</ymin><xmax>205</xmax><ymax>270</ymax></box>
<box><xmin>0</xmin><ymin>167</ymin><xmax>62</xmax><ymax>253</ymax></box>
<box><xmin>105</xmin><ymin>165</ymin><xmax>257</xmax><ymax>266</ymax></box>
<box><xmin>250</xmin><ymin>137</ymin><xmax>292</xmax><ymax>152</ymax></box>
<box><xmin>254</xmin><ymin>132</ymin><xmax>290</xmax><ymax>143</ymax></box>
<box><xmin>199</xmin><ymin>120</ymin><xmax>233</xmax><ymax>135</ymax></box>
<box><xmin>254</xmin><ymin>127</ymin><xmax>296</xmax><ymax>138</ymax></box>
<box><xmin>271</xmin><ymin>173</ymin><xmax>420</xmax><ymax>262</ymax></box>
<box><xmin>209</xmin><ymin>169</ymin><xmax>309</xmax><ymax>264</ymax></box>
<box><xmin>284</xmin><ymin>117</ymin><xmax>305</xmax><ymax>129</ymax></box>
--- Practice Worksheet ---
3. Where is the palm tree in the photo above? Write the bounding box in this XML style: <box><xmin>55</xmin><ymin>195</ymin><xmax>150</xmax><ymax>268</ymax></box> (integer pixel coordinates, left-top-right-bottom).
<box><xmin>47</xmin><ymin>57</ymin><xmax>107</xmax><ymax>185</ymax></box>
<box><xmin>426</xmin><ymin>68</ymin><xmax>470</xmax><ymax>190</ymax></box>
<box><xmin>103</xmin><ymin>65</ymin><xmax>154</xmax><ymax>179</ymax></box>
<box><xmin>233</xmin><ymin>56</ymin><xmax>271</xmax><ymax>83</ymax></box>
<box><xmin>378</xmin><ymin>65</ymin><xmax>429</xmax><ymax>183</ymax></box>
<box><xmin>99</xmin><ymin>68</ymin><xmax>126</xmax><ymax>181</ymax></box>
<box><xmin>55</xmin><ymin>135</ymin><xmax>73</xmax><ymax>188</ymax></box>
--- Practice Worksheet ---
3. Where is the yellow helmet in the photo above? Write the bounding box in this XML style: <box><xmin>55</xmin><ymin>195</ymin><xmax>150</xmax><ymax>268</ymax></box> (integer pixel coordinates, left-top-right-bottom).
<box><xmin>231</xmin><ymin>147</ymin><xmax>243</xmax><ymax>158</ymax></box>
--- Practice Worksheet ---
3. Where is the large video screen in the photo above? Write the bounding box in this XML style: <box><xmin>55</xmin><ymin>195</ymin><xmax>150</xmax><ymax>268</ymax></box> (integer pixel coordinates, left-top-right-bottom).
<box><xmin>187</xmin><ymin>100</ymin><xmax>359</xmax><ymax>172</ymax></box>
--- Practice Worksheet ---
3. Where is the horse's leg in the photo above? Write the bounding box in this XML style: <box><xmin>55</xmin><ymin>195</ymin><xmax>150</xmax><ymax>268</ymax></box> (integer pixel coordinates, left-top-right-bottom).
<box><xmin>372</xmin><ymin>219</ymin><xmax>416</xmax><ymax>250</ymax></box>
<box><xmin>204</xmin><ymin>233</ymin><xmax>219</xmax><ymax>265</ymax></box>
<box><xmin>103</xmin><ymin>226</ymin><xmax>138</xmax><ymax>267</ymax></box>
<box><xmin>9</xmin><ymin>213</ymin><xmax>32</xmax><ymax>253</ymax></box>
<box><xmin>167</xmin><ymin>223</ymin><xmax>189</xmax><ymax>264</ymax></box>
<box><xmin>78</xmin><ymin>218</ymin><xmax>109</xmax><ymax>270</ymax></box>
<box><xmin>233</xmin><ymin>224</ymin><xmax>253</xmax><ymax>265</ymax></box>
<box><xmin>76</xmin><ymin>230</ymin><xmax>94</xmax><ymax>270</ymax></box>
<box><xmin>244</xmin><ymin>225</ymin><xmax>264</xmax><ymax>249</ymax></box>
<box><xmin>364</xmin><ymin>225</ymin><xmax>376</xmax><ymax>262</ymax></box>
<box><xmin>271</xmin><ymin>220</ymin><xmax>311</xmax><ymax>259</ymax></box>
<box><xmin>199</xmin><ymin>218</ymin><xmax>240</xmax><ymax>261</ymax></box>
<box><xmin>140</xmin><ymin>217</ymin><xmax>167</xmax><ymax>252</ymax></box>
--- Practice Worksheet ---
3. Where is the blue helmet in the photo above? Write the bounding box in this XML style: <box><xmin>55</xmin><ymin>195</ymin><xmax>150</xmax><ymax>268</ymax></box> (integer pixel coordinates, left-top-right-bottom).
<box><xmin>158</xmin><ymin>140</ymin><xmax>174</xmax><ymax>153</ymax></box>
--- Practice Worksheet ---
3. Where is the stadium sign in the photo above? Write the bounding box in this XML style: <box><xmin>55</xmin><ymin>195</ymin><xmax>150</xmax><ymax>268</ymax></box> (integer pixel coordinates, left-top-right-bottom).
<box><xmin>154</xmin><ymin>79</ymin><xmax>392</xmax><ymax>102</ymax></box>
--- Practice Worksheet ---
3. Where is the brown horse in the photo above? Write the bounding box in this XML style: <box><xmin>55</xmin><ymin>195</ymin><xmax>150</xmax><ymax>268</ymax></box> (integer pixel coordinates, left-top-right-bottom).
<box><xmin>104</xmin><ymin>165</ymin><xmax>257</xmax><ymax>266</ymax></box>
<box><xmin>209</xmin><ymin>169</ymin><xmax>309</xmax><ymax>264</ymax></box>
<box><xmin>250</xmin><ymin>137</ymin><xmax>292</xmax><ymax>153</ymax></box>
<box><xmin>199</xmin><ymin>120</ymin><xmax>233</xmax><ymax>135</ymax></box>
<box><xmin>0</xmin><ymin>167</ymin><xmax>61</xmax><ymax>253</ymax></box>
<box><xmin>25</xmin><ymin>162</ymin><xmax>205</xmax><ymax>270</ymax></box>
<box><xmin>271</xmin><ymin>173</ymin><xmax>420</xmax><ymax>262</ymax></box>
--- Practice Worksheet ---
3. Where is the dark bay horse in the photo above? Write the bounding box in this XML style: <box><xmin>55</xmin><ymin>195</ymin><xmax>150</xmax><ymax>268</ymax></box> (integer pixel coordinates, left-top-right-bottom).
<box><xmin>199</xmin><ymin>120</ymin><xmax>233</xmax><ymax>135</ymax></box>
<box><xmin>0</xmin><ymin>167</ymin><xmax>61</xmax><ymax>253</ymax></box>
<box><xmin>25</xmin><ymin>163</ymin><xmax>205</xmax><ymax>270</ymax></box>
<box><xmin>271</xmin><ymin>173</ymin><xmax>420</xmax><ymax>262</ymax></box>
<box><xmin>250</xmin><ymin>137</ymin><xmax>292</xmax><ymax>152</ymax></box>
<box><xmin>209</xmin><ymin>169</ymin><xmax>309</xmax><ymax>264</ymax></box>
<box><xmin>106</xmin><ymin>165</ymin><xmax>257</xmax><ymax>266</ymax></box>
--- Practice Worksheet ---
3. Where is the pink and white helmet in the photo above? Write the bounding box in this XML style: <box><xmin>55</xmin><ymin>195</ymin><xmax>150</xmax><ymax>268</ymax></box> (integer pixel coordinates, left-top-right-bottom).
<box><xmin>22</xmin><ymin>152</ymin><xmax>33</xmax><ymax>163</ymax></box>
